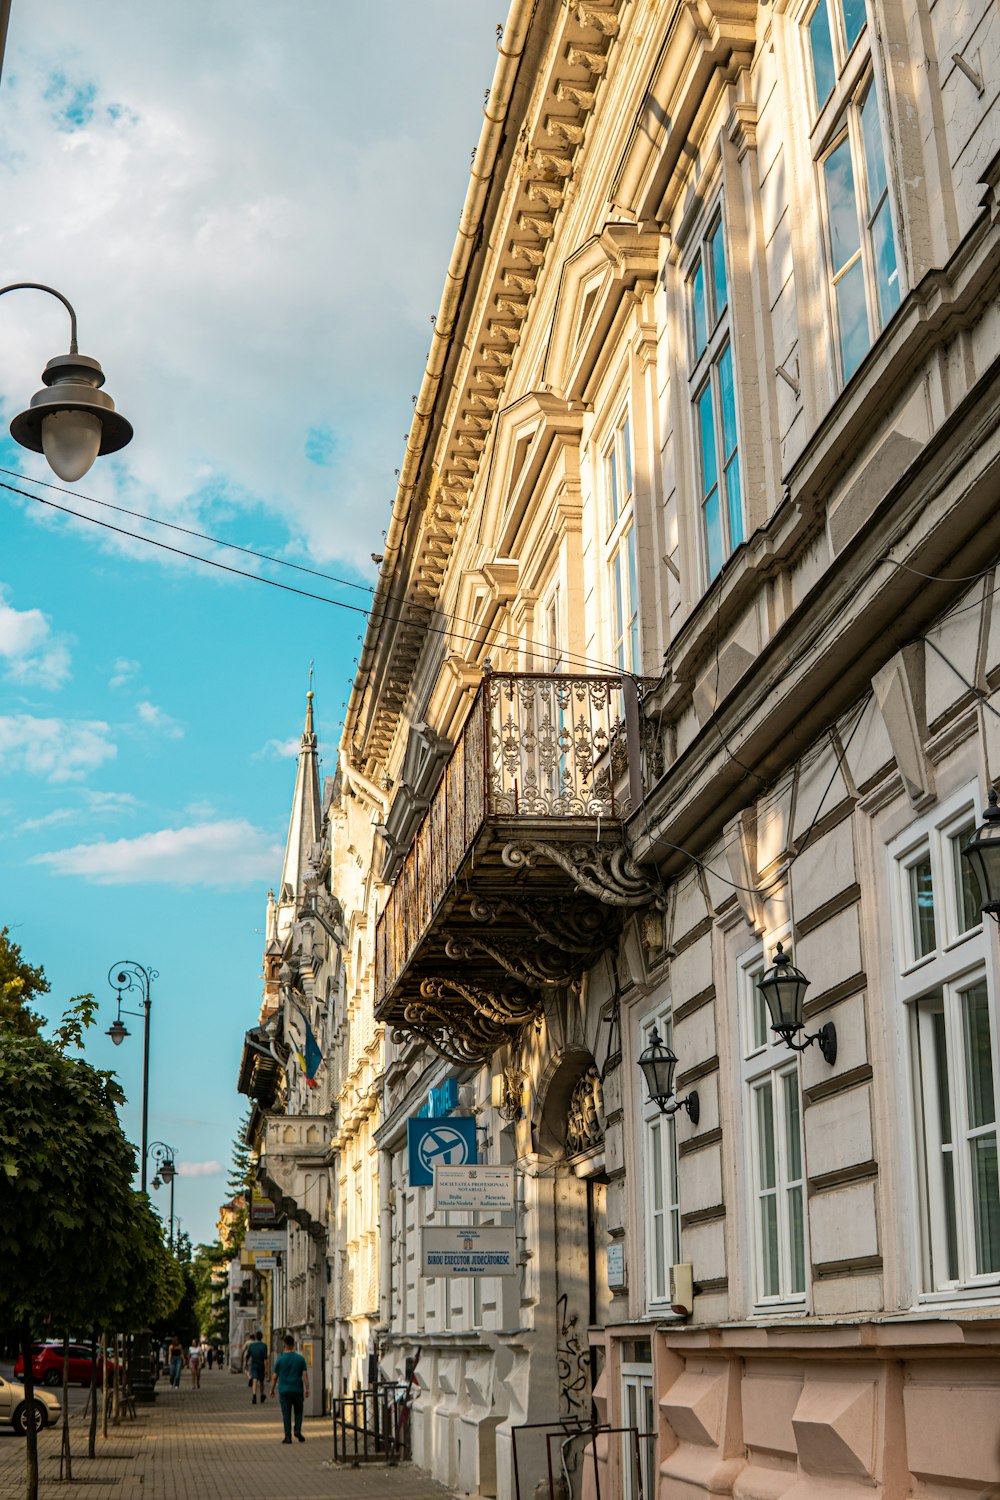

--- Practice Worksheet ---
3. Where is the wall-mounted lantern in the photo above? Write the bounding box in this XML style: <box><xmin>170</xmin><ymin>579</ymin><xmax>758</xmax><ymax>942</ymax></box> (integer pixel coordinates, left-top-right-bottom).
<box><xmin>755</xmin><ymin>943</ymin><xmax>836</xmax><ymax>1065</ymax></box>
<box><xmin>637</xmin><ymin>1027</ymin><xmax>699</xmax><ymax>1125</ymax></box>
<box><xmin>962</xmin><ymin>788</ymin><xmax>1000</xmax><ymax>924</ymax></box>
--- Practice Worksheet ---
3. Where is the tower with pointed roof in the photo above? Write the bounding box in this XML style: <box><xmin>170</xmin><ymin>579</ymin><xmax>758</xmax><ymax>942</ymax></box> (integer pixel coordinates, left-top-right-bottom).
<box><xmin>274</xmin><ymin>688</ymin><xmax>322</xmax><ymax>945</ymax></box>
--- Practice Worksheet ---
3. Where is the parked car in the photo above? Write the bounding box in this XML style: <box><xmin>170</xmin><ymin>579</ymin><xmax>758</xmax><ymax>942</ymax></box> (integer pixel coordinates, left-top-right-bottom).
<box><xmin>13</xmin><ymin>1342</ymin><xmax>115</xmax><ymax>1387</ymax></box>
<box><xmin>0</xmin><ymin>1374</ymin><xmax>60</xmax><ymax>1434</ymax></box>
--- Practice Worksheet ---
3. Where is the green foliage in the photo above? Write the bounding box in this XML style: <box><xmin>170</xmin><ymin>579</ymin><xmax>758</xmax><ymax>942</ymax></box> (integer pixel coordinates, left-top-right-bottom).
<box><xmin>191</xmin><ymin>1241</ymin><xmax>230</xmax><ymax>1343</ymax></box>
<box><xmin>0</xmin><ymin>1029</ymin><xmax>137</xmax><ymax>1331</ymax></box>
<box><xmin>0</xmin><ymin>926</ymin><xmax>49</xmax><ymax>1037</ymax></box>
<box><xmin>227</xmin><ymin>1110</ymin><xmax>254</xmax><ymax>1197</ymax></box>
<box><xmin>51</xmin><ymin>994</ymin><xmax>99</xmax><ymax>1053</ymax></box>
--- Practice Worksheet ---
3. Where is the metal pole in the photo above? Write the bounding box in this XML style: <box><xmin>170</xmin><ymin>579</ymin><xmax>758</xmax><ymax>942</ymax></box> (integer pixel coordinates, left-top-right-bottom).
<box><xmin>140</xmin><ymin>984</ymin><xmax>151</xmax><ymax>1193</ymax></box>
<box><xmin>169</xmin><ymin>1173</ymin><xmax>175</xmax><ymax>1251</ymax></box>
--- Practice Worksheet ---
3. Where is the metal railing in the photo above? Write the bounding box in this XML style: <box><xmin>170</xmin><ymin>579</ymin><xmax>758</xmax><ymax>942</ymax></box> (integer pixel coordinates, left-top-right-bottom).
<box><xmin>331</xmin><ymin>1381</ymin><xmax>412</xmax><ymax>1464</ymax></box>
<box><xmin>375</xmin><ymin>669</ymin><xmax>632</xmax><ymax>1004</ymax></box>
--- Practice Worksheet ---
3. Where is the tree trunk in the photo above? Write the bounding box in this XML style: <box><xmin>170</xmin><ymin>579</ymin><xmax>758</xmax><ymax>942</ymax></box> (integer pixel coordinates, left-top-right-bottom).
<box><xmin>88</xmin><ymin>1328</ymin><xmax>98</xmax><ymax>1459</ymax></box>
<box><xmin>101</xmin><ymin>1332</ymin><xmax>109</xmax><ymax>1441</ymax></box>
<box><xmin>112</xmin><ymin>1333</ymin><xmax>121</xmax><ymax>1425</ymax></box>
<box><xmin>59</xmin><ymin>1332</ymin><xmax>73</xmax><ymax>1481</ymax></box>
<box><xmin>19</xmin><ymin>1320</ymin><xmax>38</xmax><ymax>1500</ymax></box>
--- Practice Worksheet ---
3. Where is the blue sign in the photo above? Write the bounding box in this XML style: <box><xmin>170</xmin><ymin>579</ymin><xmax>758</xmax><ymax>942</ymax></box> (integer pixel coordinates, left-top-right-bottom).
<box><xmin>407</xmin><ymin>1116</ymin><xmax>477</xmax><ymax>1187</ymax></box>
<box><xmin>417</xmin><ymin>1078</ymin><xmax>460</xmax><ymax>1119</ymax></box>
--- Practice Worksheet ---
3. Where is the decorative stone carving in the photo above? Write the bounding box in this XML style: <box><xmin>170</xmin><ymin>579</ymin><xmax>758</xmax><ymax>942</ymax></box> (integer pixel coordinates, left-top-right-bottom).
<box><xmin>565</xmin><ymin>1065</ymin><xmax>604</xmax><ymax>1155</ymax></box>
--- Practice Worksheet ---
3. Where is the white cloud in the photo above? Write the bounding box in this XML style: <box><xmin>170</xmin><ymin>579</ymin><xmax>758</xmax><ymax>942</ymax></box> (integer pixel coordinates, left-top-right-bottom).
<box><xmin>176</xmin><ymin>1160</ymin><xmax>222</xmax><ymax>1179</ymax></box>
<box><xmin>255</xmin><ymin>736</ymin><xmax>301</xmax><ymax>760</ymax></box>
<box><xmin>0</xmin><ymin>586</ymin><xmax>71</xmax><ymax>689</ymax></box>
<box><xmin>109</xmin><ymin>657</ymin><xmax>139</xmax><ymax>689</ymax></box>
<box><xmin>137</xmin><ymin>700</ymin><xmax>183</xmax><ymax>738</ymax></box>
<box><xmin>33</xmin><ymin>818</ymin><xmax>282</xmax><ymax>885</ymax></box>
<box><xmin>0</xmin><ymin>4</ymin><xmax>497</xmax><ymax>573</ymax></box>
<box><xmin>185</xmin><ymin>799</ymin><xmax>215</xmax><ymax>818</ymax></box>
<box><xmin>17</xmin><ymin>807</ymin><xmax>78</xmax><ymax>833</ymax></box>
<box><xmin>0</xmin><ymin>714</ymin><xmax>116</xmax><ymax>782</ymax></box>
<box><xmin>16</xmin><ymin>787</ymin><xmax>137</xmax><ymax>834</ymax></box>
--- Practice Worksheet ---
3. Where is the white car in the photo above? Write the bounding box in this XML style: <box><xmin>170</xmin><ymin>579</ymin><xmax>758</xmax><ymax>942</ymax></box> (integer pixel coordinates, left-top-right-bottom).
<box><xmin>0</xmin><ymin>1375</ymin><xmax>61</xmax><ymax>1435</ymax></box>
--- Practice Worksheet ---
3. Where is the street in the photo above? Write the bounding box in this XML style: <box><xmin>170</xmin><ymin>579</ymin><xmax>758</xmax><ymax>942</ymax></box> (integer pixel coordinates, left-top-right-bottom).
<box><xmin>0</xmin><ymin>1364</ymin><xmax>454</xmax><ymax>1500</ymax></box>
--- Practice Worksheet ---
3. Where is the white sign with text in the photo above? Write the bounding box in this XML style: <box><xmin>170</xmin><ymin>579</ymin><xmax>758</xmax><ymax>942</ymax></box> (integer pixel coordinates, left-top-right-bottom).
<box><xmin>433</xmin><ymin>1164</ymin><xmax>516</xmax><ymax>1212</ymax></box>
<box><xmin>421</xmin><ymin>1224</ymin><xmax>517</xmax><ymax>1277</ymax></box>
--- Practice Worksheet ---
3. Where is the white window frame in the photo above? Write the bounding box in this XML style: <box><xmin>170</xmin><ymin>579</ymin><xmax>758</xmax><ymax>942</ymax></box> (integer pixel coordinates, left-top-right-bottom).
<box><xmin>738</xmin><ymin>943</ymin><xmax>810</xmax><ymax>1312</ymax></box>
<box><xmin>602</xmin><ymin>402</ymin><xmax>639</xmax><ymax>673</ymax></box>
<box><xmin>802</xmin><ymin>0</ymin><xmax>903</xmax><ymax>385</ymax></box>
<box><xmin>685</xmin><ymin>200</ymin><xmax>744</xmax><ymax>586</ymax></box>
<box><xmin>888</xmin><ymin>783</ymin><xmax>1000</xmax><ymax>1301</ymax></box>
<box><xmin>639</xmin><ymin>1005</ymin><xmax>681</xmax><ymax>1313</ymax></box>
<box><xmin>620</xmin><ymin>1351</ymin><xmax>655</xmax><ymax>1500</ymax></box>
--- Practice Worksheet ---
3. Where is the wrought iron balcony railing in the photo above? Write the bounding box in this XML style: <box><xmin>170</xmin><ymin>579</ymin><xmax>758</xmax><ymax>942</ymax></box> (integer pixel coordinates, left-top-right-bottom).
<box><xmin>375</xmin><ymin>668</ymin><xmax>644</xmax><ymax>1014</ymax></box>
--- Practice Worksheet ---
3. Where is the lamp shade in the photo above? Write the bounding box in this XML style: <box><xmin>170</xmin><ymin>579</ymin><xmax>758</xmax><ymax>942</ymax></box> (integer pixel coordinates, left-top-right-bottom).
<box><xmin>159</xmin><ymin>1158</ymin><xmax>176</xmax><ymax>1184</ymax></box>
<box><xmin>962</xmin><ymin>788</ymin><xmax>1000</xmax><ymax>920</ymax></box>
<box><xmin>106</xmin><ymin>1018</ymin><xmax>129</xmax><ymax>1046</ymax></box>
<box><xmin>756</xmin><ymin>943</ymin><xmax>810</xmax><ymax>1035</ymax></box>
<box><xmin>638</xmin><ymin>1026</ymin><xmax>678</xmax><ymax>1105</ymax></box>
<box><xmin>10</xmin><ymin>351</ymin><xmax>133</xmax><ymax>479</ymax></box>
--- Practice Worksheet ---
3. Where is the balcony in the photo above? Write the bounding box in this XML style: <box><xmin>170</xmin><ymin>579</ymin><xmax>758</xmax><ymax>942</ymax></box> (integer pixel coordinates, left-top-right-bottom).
<box><xmin>374</xmin><ymin>668</ymin><xmax>659</xmax><ymax>1062</ymax></box>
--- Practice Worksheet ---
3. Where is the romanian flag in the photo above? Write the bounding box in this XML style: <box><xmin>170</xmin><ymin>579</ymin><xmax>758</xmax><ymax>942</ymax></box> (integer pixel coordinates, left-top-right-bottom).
<box><xmin>301</xmin><ymin>1019</ymin><xmax>322</xmax><ymax>1088</ymax></box>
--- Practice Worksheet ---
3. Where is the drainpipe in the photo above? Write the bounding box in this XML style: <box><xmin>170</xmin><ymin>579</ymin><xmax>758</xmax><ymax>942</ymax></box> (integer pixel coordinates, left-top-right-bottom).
<box><xmin>342</xmin><ymin>0</ymin><xmax>536</xmax><ymax>765</ymax></box>
<box><xmin>379</xmin><ymin>1146</ymin><xmax>393</xmax><ymax>1332</ymax></box>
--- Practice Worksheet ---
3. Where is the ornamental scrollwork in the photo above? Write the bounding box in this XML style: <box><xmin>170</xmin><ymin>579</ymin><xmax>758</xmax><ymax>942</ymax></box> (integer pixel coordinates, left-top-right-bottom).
<box><xmin>444</xmin><ymin>933</ymin><xmax>584</xmax><ymax>987</ymax></box>
<box><xmin>565</xmin><ymin>1065</ymin><xmax>604</xmax><ymax>1156</ymax></box>
<box><xmin>501</xmin><ymin>839</ymin><xmax>664</xmax><ymax>908</ymax></box>
<box><xmin>419</xmin><ymin>975</ymin><xmax>540</xmax><ymax>1026</ymax></box>
<box><xmin>399</xmin><ymin>999</ymin><xmax>513</xmax><ymax>1066</ymax></box>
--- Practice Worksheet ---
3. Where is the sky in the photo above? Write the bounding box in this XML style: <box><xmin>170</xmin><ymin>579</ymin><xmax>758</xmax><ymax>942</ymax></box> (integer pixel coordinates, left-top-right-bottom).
<box><xmin>0</xmin><ymin>3</ymin><xmax>499</xmax><ymax>1248</ymax></box>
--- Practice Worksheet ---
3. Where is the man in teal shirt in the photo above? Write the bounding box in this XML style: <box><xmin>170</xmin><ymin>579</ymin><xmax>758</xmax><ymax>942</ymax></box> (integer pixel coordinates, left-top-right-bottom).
<box><xmin>270</xmin><ymin>1333</ymin><xmax>310</xmax><ymax>1443</ymax></box>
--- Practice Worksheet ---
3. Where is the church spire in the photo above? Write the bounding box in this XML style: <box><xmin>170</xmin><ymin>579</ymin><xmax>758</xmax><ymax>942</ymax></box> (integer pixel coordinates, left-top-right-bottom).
<box><xmin>276</xmin><ymin>685</ymin><xmax>322</xmax><ymax>928</ymax></box>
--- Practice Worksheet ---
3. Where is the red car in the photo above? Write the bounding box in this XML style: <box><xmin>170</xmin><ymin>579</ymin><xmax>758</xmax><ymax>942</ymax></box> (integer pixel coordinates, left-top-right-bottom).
<box><xmin>14</xmin><ymin>1342</ymin><xmax>115</xmax><ymax>1387</ymax></box>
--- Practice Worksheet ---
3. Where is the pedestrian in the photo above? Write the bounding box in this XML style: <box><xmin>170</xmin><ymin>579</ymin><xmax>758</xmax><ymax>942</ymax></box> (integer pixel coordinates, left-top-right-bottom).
<box><xmin>167</xmin><ymin>1334</ymin><xmax>186</xmax><ymax>1390</ymax></box>
<box><xmin>188</xmin><ymin>1339</ymin><xmax>203</xmax><ymax>1389</ymax></box>
<box><xmin>206</xmin><ymin>1344</ymin><xmax>214</xmax><ymax>1371</ymax></box>
<box><xmin>244</xmin><ymin>1329</ymin><xmax>268</xmax><ymax>1405</ymax></box>
<box><xmin>269</xmin><ymin>1332</ymin><xmax>309</xmax><ymax>1444</ymax></box>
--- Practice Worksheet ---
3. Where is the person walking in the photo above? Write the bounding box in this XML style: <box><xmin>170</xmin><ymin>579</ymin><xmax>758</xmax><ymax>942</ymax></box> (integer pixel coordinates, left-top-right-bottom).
<box><xmin>269</xmin><ymin>1333</ymin><xmax>309</xmax><ymax>1444</ymax></box>
<box><xmin>188</xmin><ymin>1340</ymin><xmax>203</xmax><ymax>1389</ymax></box>
<box><xmin>244</xmin><ymin>1329</ymin><xmax>268</xmax><ymax>1405</ymax></box>
<box><xmin>167</xmin><ymin>1335</ymin><xmax>186</xmax><ymax>1390</ymax></box>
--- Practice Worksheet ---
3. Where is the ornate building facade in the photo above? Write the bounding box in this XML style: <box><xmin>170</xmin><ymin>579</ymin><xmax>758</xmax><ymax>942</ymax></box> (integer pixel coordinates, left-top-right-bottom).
<box><xmin>333</xmin><ymin>0</ymin><xmax>1000</xmax><ymax>1495</ymax></box>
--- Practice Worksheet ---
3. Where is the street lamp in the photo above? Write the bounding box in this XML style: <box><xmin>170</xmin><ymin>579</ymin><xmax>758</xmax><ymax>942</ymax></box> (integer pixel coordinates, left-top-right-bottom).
<box><xmin>637</xmin><ymin>1027</ymin><xmax>700</xmax><ymax>1124</ymax></box>
<box><xmin>1</xmin><ymin>282</ymin><xmax>133</xmax><ymax>480</ymax></box>
<box><xmin>755</xmin><ymin>943</ymin><xmax>837</xmax><ymax>1064</ymax></box>
<box><xmin>149</xmin><ymin>1142</ymin><xmax>178</xmax><ymax>1250</ymax></box>
<box><xmin>106</xmin><ymin>961</ymin><xmax>158</xmax><ymax>1191</ymax></box>
<box><xmin>961</xmin><ymin>787</ymin><xmax>1000</xmax><ymax>923</ymax></box>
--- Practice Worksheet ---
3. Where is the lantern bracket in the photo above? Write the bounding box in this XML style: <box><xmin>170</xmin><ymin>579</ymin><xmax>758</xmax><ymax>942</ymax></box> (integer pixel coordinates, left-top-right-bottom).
<box><xmin>651</xmin><ymin>1089</ymin><xmax>700</xmax><ymax>1126</ymax></box>
<box><xmin>773</xmin><ymin>1020</ymin><xmax>837</xmax><ymax>1066</ymax></box>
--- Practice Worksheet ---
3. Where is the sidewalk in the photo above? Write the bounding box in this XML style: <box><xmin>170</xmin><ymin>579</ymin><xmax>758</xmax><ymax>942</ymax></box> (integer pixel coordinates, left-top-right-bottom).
<box><xmin>0</xmin><ymin>1368</ymin><xmax>456</xmax><ymax>1500</ymax></box>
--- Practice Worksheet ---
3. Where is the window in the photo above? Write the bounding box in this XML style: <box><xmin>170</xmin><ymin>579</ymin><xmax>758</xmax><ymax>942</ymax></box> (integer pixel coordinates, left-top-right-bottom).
<box><xmin>640</xmin><ymin>1009</ymin><xmax>681</xmax><ymax>1308</ymax></box>
<box><xmin>621</xmin><ymin>1343</ymin><xmax>655</xmax><ymax>1500</ymax></box>
<box><xmin>890</xmin><ymin>788</ymin><xmax>999</xmax><ymax>1294</ymax></box>
<box><xmin>740</xmin><ymin>950</ymin><xmax>808</xmax><ymax>1306</ymax></box>
<box><xmin>687</xmin><ymin>208</ymin><xmax>743</xmax><ymax>583</ymax></box>
<box><xmin>604</xmin><ymin>408</ymin><xmax>639</xmax><ymax>671</ymax></box>
<box><xmin>805</xmin><ymin>0</ymin><xmax>901</xmax><ymax>382</ymax></box>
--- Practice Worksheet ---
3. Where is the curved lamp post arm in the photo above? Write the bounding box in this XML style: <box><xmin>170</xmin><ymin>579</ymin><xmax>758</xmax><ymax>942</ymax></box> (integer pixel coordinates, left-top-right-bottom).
<box><xmin>108</xmin><ymin>960</ymin><xmax>158</xmax><ymax>1193</ymax></box>
<box><xmin>0</xmin><ymin>282</ymin><xmax>79</xmax><ymax>352</ymax></box>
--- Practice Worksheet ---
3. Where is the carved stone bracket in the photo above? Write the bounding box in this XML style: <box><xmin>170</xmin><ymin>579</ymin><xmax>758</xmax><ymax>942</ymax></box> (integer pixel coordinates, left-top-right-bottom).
<box><xmin>565</xmin><ymin>1065</ymin><xmax>605</xmax><ymax>1155</ymax></box>
<box><xmin>502</xmin><ymin>839</ymin><xmax>666</xmax><ymax>908</ymax></box>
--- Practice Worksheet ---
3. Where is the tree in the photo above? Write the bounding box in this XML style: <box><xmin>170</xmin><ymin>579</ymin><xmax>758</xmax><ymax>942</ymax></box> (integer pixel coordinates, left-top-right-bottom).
<box><xmin>0</xmin><ymin>1024</ymin><xmax>138</xmax><ymax>1500</ymax></box>
<box><xmin>0</xmin><ymin>927</ymin><xmax>49</xmax><ymax>1037</ymax></box>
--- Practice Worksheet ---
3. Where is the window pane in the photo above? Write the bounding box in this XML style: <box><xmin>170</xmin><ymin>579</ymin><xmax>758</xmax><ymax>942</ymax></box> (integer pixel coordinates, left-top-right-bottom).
<box><xmin>654</xmin><ymin>1215</ymin><xmax>665</xmax><ymax>1300</ymax></box>
<box><xmin>750</xmin><ymin>967</ymin><xmax>768</xmax><ymax>1050</ymax></box>
<box><xmin>613</xmin><ymin>552</ymin><xmax>626</xmax><ymax>669</ymax></box>
<box><xmin>824</xmin><ymin>135</ymin><xmax>862</xmax><ymax>274</ymax></box>
<box><xmin>710</xmin><ymin>218</ymin><xmax>728</xmax><ymax>319</ymax></box>
<box><xmin>756</xmin><ymin>1082</ymin><xmax>776</xmax><ymax>1190</ymax></box>
<box><xmin>972</xmin><ymin>1133</ymin><xmax>1000</xmax><ymax>1274</ymax></box>
<box><xmin>932</xmin><ymin>1008</ymin><xmax>952</xmax><ymax>1146</ymax></box>
<box><xmin>859</xmin><ymin>83</ymin><xmax>888</xmax><ymax>210</ymax></box>
<box><xmin>909</xmin><ymin>856</ymin><xmax>937</xmax><ymax>958</ymax></box>
<box><xmin>697</xmin><ymin>383</ymin><xmax>718</xmax><ymax>499</ymax></box>
<box><xmin>760</xmin><ymin>1193</ymin><xmax>780</xmax><ymax>1297</ymax></box>
<box><xmin>787</xmin><ymin>1184</ymin><xmax>805</xmax><ymax>1293</ymax></box>
<box><xmin>870</xmin><ymin>201</ymin><xmax>900</xmax><ymax>324</ymax></box>
<box><xmin>651</xmin><ymin>1122</ymin><xmax>663</xmax><ymax>1212</ymax></box>
<box><xmin>841</xmin><ymin>0</ymin><xmax>868</xmax><ymax>53</ymax></box>
<box><xmin>836</xmin><ymin>257</ymin><xmax>870</xmax><ymax>380</ymax></box>
<box><xmin>808</xmin><ymin>1</ymin><xmax>837</xmax><ymax>110</ymax></box>
<box><xmin>691</xmin><ymin>260</ymin><xmax>707</xmax><ymax>360</ymax></box>
<box><xmin>718</xmin><ymin>345</ymin><xmax>738</xmax><ymax>459</ymax></box>
<box><xmin>608</xmin><ymin>448</ymin><xmax>620</xmax><ymax>525</ymax></box>
<box><xmin>704</xmin><ymin>488</ymin><xmax>723</xmax><ymax>582</ymax></box>
<box><xmin>783</xmin><ymin>1072</ymin><xmax>803</xmax><ymax>1182</ymax></box>
<box><xmin>627</xmin><ymin>527</ymin><xmax>639</xmax><ymax>671</ymax></box>
<box><xmin>726</xmin><ymin>459</ymin><xmax>744</xmax><ymax>550</ymax></box>
<box><xmin>952</xmin><ymin>824</ymin><xmax>981</xmax><ymax>934</ymax></box>
<box><xmin>962</xmin><ymin>981</ymin><xmax>995</xmax><ymax>1130</ymax></box>
<box><xmin>941</xmin><ymin>1148</ymin><xmax>959</xmax><ymax>1283</ymax></box>
<box><xmin>622</xmin><ymin>415</ymin><xmax>633</xmax><ymax>499</ymax></box>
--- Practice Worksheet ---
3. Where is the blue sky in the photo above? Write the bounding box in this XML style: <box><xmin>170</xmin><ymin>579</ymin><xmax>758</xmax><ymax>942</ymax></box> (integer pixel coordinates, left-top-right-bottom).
<box><xmin>0</xmin><ymin>3</ymin><xmax>498</xmax><ymax>1246</ymax></box>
